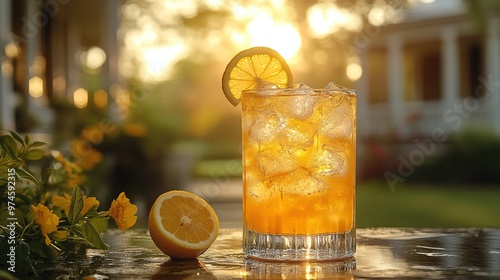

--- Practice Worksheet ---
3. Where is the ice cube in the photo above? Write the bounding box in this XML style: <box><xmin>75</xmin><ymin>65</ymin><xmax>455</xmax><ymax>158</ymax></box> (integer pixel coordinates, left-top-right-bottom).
<box><xmin>256</xmin><ymin>80</ymin><xmax>279</xmax><ymax>90</ymax></box>
<box><xmin>266</xmin><ymin>168</ymin><xmax>330</xmax><ymax>195</ymax></box>
<box><xmin>308</xmin><ymin>146</ymin><xmax>349</xmax><ymax>177</ymax></box>
<box><xmin>256</xmin><ymin>147</ymin><xmax>298</xmax><ymax>178</ymax></box>
<box><xmin>284</xmin><ymin>95</ymin><xmax>317</xmax><ymax>120</ymax></box>
<box><xmin>324</xmin><ymin>81</ymin><xmax>347</xmax><ymax>90</ymax></box>
<box><xmin>292</xmin><ymin>82</ymin><xmax>312</xmax><ymax>90</ymax></box>
<box><xmin>279</xmin><ymin>119</ymin><xmax>317</xmax><ymax>148</ymax></box>
<box><xmin>284</xmin><ymin>85</ymin><xmax>317</xmax><ymax>120</ymax></box>
<box><xmin>249</xmin><ymin>110</ymin><xmax>286</xmax><ymax>144</ymax></box>
<box><xmin>245</xmin><ymin>170</ymin><xmax>270</xmax><ymax>201</ymax></box>
<box><xmin>322</xmin><ymin>118</ymin><xmax>353</xmax><ymax>139</ymax></box>
<box><xmin>320</xmin><ymin>101</ymin><xmax>354</xmax><ymax>139</ymax></box>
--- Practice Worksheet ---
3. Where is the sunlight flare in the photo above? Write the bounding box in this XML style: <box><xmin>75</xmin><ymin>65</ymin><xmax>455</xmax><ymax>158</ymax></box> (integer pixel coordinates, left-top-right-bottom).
<box><xmin>247</xmin><ymin>13</ymin><xmax>301</xmax><ymax>60</ymax></box>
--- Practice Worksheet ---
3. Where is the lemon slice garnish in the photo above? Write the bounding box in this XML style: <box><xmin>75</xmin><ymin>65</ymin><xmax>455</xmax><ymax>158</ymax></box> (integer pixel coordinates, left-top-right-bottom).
<box><xmin>222</xmin><ymin>47</ymin><xmax>293</xmax><ymax>106</ymax></box>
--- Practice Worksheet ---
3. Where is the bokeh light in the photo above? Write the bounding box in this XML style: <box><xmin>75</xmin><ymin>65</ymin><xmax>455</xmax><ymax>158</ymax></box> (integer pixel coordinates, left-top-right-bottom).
<box><xmin>29</xmin><ymin>77</ymin><xmax>44</xmax><ymax>98</ymax></box>
<box><xmin>74</xmin><ymin>88</ymin><xmax>89</xmax><ymax>108</ymax></box>
<box><xmin>2</xmin><ymin>61</ymin><xmax>13</xmax><ymax>78</ymax></box>
<box><xmin>94</xmin><ymin>89</ymin><xmax>108</xmax><ymax>108</ymax></box>
<box><xmin>81</xmin><ymin>46</ymin><xmax>107</xmax><ymax>70</ymax></box>
<box><xmin>4</xmin><ymin>43</ymin><xmax>20</xmax><ymax>58</ymax></box>
<box><xmin>346</xmin><ymin>62</ymin><xmax>363</xmax><ymax>81</ymax></box>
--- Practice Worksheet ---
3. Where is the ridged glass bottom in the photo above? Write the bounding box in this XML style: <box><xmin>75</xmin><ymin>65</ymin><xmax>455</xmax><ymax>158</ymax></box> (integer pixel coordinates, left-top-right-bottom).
<box><xmin>244</xmin><ymin>256</ymin><xmax>356</xmax><ymax>278</ymax></box>
<box><xmin>243</xmin><ymin>228</ymin><xmax>356</xmax><ymax>261</ymax></box>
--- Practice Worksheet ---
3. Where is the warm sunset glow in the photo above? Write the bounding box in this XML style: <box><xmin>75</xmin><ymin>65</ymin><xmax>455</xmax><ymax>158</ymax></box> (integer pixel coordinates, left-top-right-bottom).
<box><xmin>307</xmin><ymin>2</ymin><xmax>363</xmax><ymax>38</ymax></box>
<box><xmin>120</xmin><ymin>0</ymin><xmax>305</xmax><ymax>81</ymax></box>
<box><xmin>247</xmin><ymin>13</ymin><xmax>302</xmax><ymax>60</ymax></box>
<box><xmin>120</xmin><ymin>0</ymin><xmax>399</xmax><ymax>83</ymax></box>
<box><xmin>141</xmin><ymin>45</ymin><xmax>187</xmax><ymax>81</ymax></box>
<box><xmin>307</xmin><ymin>3</ymin><xmax>341</xmax><ymax>37</ymax></box>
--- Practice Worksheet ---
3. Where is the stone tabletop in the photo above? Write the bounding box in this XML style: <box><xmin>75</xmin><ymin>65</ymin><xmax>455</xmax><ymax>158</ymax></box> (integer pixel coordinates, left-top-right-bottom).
<box><xmin>38</xmin><ymin>227</ymin><xmax>500</xmax><ymax>279</ymax></box>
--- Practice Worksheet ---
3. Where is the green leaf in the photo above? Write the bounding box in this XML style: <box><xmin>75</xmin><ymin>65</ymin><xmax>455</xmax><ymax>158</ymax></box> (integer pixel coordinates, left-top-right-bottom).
<box><xmin>83</xmin><ymin>221</ymin><xmax>109</xmax><ymax>250</ymax></box>
<box><xmin>9</xmin><ymin>131</ymin><xmax>24</xmax><ymax>145</ymax></box>
<box><xmin>18</xmin><ymin>240</ymin><xmax>38</xmax><ymax>275</ymax></box>
<box><xmin>72</xmin><ymin>224</ymin><xmax>86</xmax><ymax>239</ymax></box>
<box><xmin>24</xmin><ymin>149</ymin><xmax>45</xmax><ymax>161</ymax></box>
<box><xmin>68</xmin><ymin>186</ymin><xmax>84</xmax><ymax>225</ymax></box>
<box><xmin>52</xmin><ymin>207</ymin><xmax>63</xmax><ymax>219</ymax></box>
<box><xmin>29</xmin><ymin>141</ymin><xmax>46</xmax><ymax>148</ymax></box>
<box><xmin>26</xmin><ymin>210</ymin><xmax>34</xmax><ymax>224</ymax></box>
<box><xmin>24</xmin><ymin>133</ymin><xmax>31</xmax><ymax>145</ymax></box>
<box><xmin>28</xmin><ymin>240</ymin><xmax>50</xmax><ymax>259</ymax></box>
<box><xmin>14</xmin><ymin>192</ymin><xmax>32</xmax><ymax>205</ymax></box>
<box><xmin>16</xmin><ymin>168</ymin><xmax>40</xmax><ymax>186</ymax></box>
<box><xmin>0</xmin><ymin>135</ymin><xmax>18</xmax><ymax>157</ymax></box>
<box><xmin>90</xmin><ymin>217</ymin><xmax>109</xmax><ymax>233</ymax></box>
<box><xmin>0</xmin><ymin>269</ymin><xmax>20</xmax><ymax>280</ymax></box>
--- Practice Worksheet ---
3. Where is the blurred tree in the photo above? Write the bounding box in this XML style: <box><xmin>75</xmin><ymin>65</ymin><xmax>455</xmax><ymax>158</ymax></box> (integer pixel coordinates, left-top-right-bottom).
<box><xmin>116</xmin><ymin>0</ymin><xmax>414</xmax><ymax>149</ymax></box>
<box><xmin>462</xmin><ymin>0</ymin><xmax>500</xmax><ymax>28</ymax></box>
<box><xmin>119</xmin><ymin>0</ymin><xmax>411</xmax><ymax>87</ymax></box>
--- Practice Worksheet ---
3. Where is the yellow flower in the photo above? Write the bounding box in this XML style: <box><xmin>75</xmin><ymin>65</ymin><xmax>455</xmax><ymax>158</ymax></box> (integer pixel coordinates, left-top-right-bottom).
<box><xmin>82</xmin><ymin>196</ymin><xmax>100</xmax><ymax>214</ymax></box>
<box><xmin>107</xmin><ymin>192</ymin><xmax>138</xmax><ymax>231</ymax></box>
<box><xmin>52</xmin><ymin>193</ymin><xmax>100</xmax><ymax>216</ymax></box>
<box><xmin>52</xmin><ymin>193</ymin><xmax>71</xmax><ymax>214</ymax></box>
<box><xmin>31</xmin><ymin>204</ymin><xmax>60</xmax><ymax>245</ymax></box>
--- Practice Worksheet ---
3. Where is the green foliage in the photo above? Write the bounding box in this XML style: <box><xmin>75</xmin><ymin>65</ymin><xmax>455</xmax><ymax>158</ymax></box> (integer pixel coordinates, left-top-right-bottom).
<box><xmin>0</xmin><ymin>131</ymin><xmax>44</xmax><ymax>186</ymax></box>
<box><xmin>462</xmin><ymin>0</ymin><xmax>500</xmax><ymax>28</ymax></box>
<box><xmin>357</xmin><ymin>182</ymin><xmax>500</xmax><ymax>228</ymax></box>
<box><xmin>409</xmin><ymin>129</ymin><xmax>500</xmax><ymax>185</ymax></box>
<box><xmin>0</xmin><ymin>131</ymin><xmax>134</xmax><ymax>278</ymax></box>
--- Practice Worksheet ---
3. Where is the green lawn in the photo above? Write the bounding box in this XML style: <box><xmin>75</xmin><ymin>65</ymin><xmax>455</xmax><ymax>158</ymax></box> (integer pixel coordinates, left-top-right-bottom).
<box><xmin>357</xmin><ymin>182</ymin><xmax>500</xmax><ymax>228</ymax></box>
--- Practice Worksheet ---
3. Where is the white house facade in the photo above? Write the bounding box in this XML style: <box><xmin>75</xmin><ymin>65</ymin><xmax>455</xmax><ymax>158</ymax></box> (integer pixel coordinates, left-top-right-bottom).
<box><xmin>357</xmin><ymin>0</ymin><xmax>500</xmax><ymax>140</ymax></box>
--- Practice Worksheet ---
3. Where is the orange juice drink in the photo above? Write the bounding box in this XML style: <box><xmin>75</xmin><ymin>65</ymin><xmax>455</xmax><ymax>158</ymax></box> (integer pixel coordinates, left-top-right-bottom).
<box><xmin>241</xmin><ymin>84</ymin><xmax>356</xmax><ymax>261</ymax></box>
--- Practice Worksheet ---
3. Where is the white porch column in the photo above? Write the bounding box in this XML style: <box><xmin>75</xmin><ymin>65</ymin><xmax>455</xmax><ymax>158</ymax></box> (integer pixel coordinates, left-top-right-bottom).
<box><xmin>486</xmin><ymin>18</ymin><xmax>500</xmax><ymax>134</ymax></box>
<box><xmin>441</xmin><ymin>26</ymin><xmax>459</xmax><ymax>110</ymax></box>
<box><xmin>103</xmin><ymin>0</ymin><xmax>122</xmax><ymax>123</ymax></box>
<box><xmin>0</xmin><ymin>0</ymin><xmax>15</xmax><ymax>131</ymax></box>
<box><xmin>66</xmin><ymin>19</ymin><xmax>81</xmax><ymax>101</ymax></box>
<box><xmin>387</xmin><ymin>34</ymin><xmax>405</xmax><ymax>138</ymax></box>
<box><xmin>356</xmin><ymin>48</ymin><xmax>369</xmax><ymax>138</ymax></box>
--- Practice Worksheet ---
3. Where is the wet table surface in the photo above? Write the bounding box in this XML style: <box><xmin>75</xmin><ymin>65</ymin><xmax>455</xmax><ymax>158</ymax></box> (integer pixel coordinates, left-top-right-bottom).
<box><xmin>44</xmin><ymin>227</ymin><xmax>500</xmax><ymax>279</ymax></box>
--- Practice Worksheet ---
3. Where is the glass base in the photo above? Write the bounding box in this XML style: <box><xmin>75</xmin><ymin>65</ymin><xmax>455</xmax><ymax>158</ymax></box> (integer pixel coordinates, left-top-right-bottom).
<box><xmin>244</xmin><ymin>256</ymin><xmax>356</xmax><ymax>278</ymax></box>
<box><xmin>243</xmin><ymin>228</ymin><xmax>356</xmax><ymax>261</ymax></box>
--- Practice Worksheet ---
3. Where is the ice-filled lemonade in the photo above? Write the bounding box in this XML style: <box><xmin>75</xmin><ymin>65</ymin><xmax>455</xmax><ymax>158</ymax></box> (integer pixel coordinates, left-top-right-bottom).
<box><xmin>221</xmin><ymin>46</ymin><xmax>356</xmax><ymax>260</ymax></box>
<box><xmin>242</xmin><ymin>85</ymin><xmax>356</xmax><ymax>236</ymax></box>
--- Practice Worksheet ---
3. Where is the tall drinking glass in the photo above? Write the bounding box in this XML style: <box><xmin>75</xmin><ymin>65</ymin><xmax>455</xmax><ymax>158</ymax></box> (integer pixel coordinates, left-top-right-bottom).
<box><xmin>241</xmin><ymin>84</ymin><xmax>356</xmax><ymax>261</ymax></box>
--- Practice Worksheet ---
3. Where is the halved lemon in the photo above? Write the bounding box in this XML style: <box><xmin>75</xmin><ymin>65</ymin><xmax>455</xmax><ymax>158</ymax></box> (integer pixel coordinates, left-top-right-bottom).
<box><xmin>148</xmin><ymin>190</ymin><xmax>219</xmax><ymax>259</ymax></box>
<box><xmin>222</xmin><ymin>47</ymin><xmax>294</xmax><ymax>106</ymax></box>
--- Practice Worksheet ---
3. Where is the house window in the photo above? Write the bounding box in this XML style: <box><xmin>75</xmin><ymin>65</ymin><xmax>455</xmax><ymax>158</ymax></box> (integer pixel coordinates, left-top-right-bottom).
<box><xmin>404</xmin><ymin>41</ymin><xmax>442</xmax><ymax>101</ymax></box>
<box><xmin>367</xmin><ymin>48</ymin><xmax>388</xmax><ymax>104</ymax></box>
<box><xmin>459</xmin><ymin>36</ymin><xmax>485</xmax><ymax>98</ymax></box>
<box><xmin>420</xmin><ymin>52</ymin><xmax>442</xmax><ymax>101</ymax></box>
